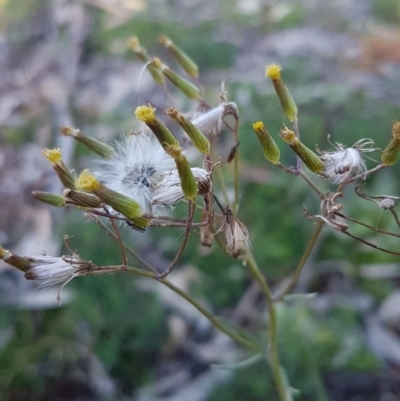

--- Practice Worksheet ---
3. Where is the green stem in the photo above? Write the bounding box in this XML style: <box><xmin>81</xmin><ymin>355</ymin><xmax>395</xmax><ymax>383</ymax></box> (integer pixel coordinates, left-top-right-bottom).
<box><xmin>245</xmin><ymin>253</ymin><xmax>290</xmax><ymax>401</ymax></box>
<box><xmin>233</xmin><ymin>120</ymin><xmax>240</xmax><ymax>212</ymax></box>
<box><xmin>123</xmin><ymin>265</ymin><xmax>262</xmax><ymax>353</ymax></box>
<box><xmin>300</xmin><ymin>171</ymin><xmax>323</xmax><ymax>197</ymax></box>
<box><xmin>274</xmin><ymin>221</ymin><xmax>324</xmax><ymax>302</ymax></box>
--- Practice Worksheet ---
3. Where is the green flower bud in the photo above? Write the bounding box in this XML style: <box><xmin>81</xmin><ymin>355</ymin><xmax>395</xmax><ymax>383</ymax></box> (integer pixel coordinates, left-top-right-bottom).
<box><xmin>135</xmin><ymin>105</ymin><xmax>180</xmax><ymax>149</ymax></box>
<box><xmin>128</xmin><ymin>37</ymin><xmax>165</xmax><ymax>84</ymax></box>
<box><xmin>32</xmin><ymin>191</ymin><xmax>66</xmax><ymax>207</ymax></box>
<box><xmin>265</xmin><ymin>64</ymin><xmax>298</xmax><ymax>123</ymax></box>
<box><xmin>76</xmin><ymin>169</ymin><xmax>150</xmax><ymax>229</ymax></box>
<box><xmin>165</xmin><ymin>144</ymin><xmax>198</xmax><ymax>200</ymax></box>
<box><xmin>164</xmin><ymin>107</ymin><xmax>210</xmax><ymax>154</ymax></box>
<box><xmin>280</xmin><ymin>128</ymin><xmax>324</xmax><ymax>174</ymax></box>
<box><xmin>42</xmin><ymin>148</ymin><xmax>76</xmax><ymax>189</ymax></box>
<box><xmin>0</xmin><ymin>246</ymin><xmax>30</xmax><ymax>272</ymax></box>
<box><xmin>159</xmin><ymin>35</ymin><xmax>199</xmax><ymax>77</ymax></box>
<box><xmin>60</xmin><ymin>126</ymin><xmax>115</xmax><ymax>158</ymax></box>
<box><xmin>381</xmin><ymin>121</ymin><xmax>400</xmax><ymax>166</ymax></box>
<box><xmin>152</xmin><ymin>58</ymin><xmax>202</xmax><ymax>100</ymax></box>
<box><xmin>252</xmin><ymin>121</ymin><xmax>280</xmax><ymax>164</ymax></box>
<box><xmin>63</xmin><ymin>189</ymin><xmax>102</xmax><ymax>208</ymax></box>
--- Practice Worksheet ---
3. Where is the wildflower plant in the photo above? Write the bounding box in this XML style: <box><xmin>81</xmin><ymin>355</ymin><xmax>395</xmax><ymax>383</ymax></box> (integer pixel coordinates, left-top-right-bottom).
<box><xmin>2</xmin><ymin>36</ymin><xmax>400</xmax><ymax>401</ymax></box>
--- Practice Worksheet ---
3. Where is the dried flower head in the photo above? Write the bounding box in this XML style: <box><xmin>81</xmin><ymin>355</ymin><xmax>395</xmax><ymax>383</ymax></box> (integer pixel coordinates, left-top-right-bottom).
<box><xmin>355</xmin><ymin>185</ymin><xmax>399</xmax><ymax>210</ymax></box>
<box><xmin>222</xmin><ymin>207</ymin><xmax>251</xmax><ymax>258</ymax></box>
<box><xmin>319</xmin><ymin>139</ymin><xmax>376</xmax><ymax>184</ymax></box>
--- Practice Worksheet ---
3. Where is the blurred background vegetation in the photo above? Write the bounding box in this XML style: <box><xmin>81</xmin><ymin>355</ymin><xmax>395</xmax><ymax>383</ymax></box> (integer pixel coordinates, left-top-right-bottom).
<box><xmin>1</xmin><ymin>0</ymin><xmax>400</xmax><ymax>400</ymax></box>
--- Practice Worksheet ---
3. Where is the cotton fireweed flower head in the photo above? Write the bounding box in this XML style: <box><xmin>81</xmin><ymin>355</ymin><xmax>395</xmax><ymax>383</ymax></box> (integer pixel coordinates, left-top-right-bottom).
<box><xmin>319</xmin><ymin>139</ymin><xmax>376</xmax><ymax>184</ymax></box>
<box><xmin>222</xmin><ymin>207</ymin><xmax>251</xmax><ymax>258</ymax></box>
<box><xmin>191</xmin><ymin>102</ymin><xmax>238</xmax><ymax>136</ymax></box>
<box><xmin>153</xmin><ymin>167</ymin><xmax>211</xmax><ymax>206</ymax></box>
<box><xmin>24</xmin><ymin>253</ymin><xmax>93</xmax><ymax>289</ymax></box>
<box><xmin>92</xmin><ymin>131</ymin><xmax>176</xmax><ymax>214</ymax></box>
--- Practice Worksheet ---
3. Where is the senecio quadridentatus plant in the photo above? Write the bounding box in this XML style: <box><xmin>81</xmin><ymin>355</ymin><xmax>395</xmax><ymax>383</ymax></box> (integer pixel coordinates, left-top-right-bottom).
<box><xmin>2</xmin><ymin>36</ymin><xmax>400</xmax><ymax>400</ymax></box>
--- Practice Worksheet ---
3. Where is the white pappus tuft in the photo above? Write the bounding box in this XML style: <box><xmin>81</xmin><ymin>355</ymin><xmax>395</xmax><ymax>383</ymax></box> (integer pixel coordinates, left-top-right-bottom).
<box><xmin>24</xmin><ymin>254</ymin><xmax>91</xmax><ymax>289</ymax></box>
<box><xmin>153</xmin><ymin>167</ymin><xmax>210</xmax><ymax>206</ymax></box>
<box><xmin>319</xmin><ymin>139</ymin><xmax>376</xmax><ymax>184</ymax></box>
<box><xmin>92</xmin><ymin>130</ymin><xmax>176</xmax><ymax>214</ymax></box>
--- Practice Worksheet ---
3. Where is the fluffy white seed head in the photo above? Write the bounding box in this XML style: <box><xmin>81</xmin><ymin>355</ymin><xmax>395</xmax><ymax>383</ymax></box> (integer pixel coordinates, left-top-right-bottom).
<box><xmin>92</xmin><ymin>130</ymin><xmax>176</xmax><ymax>213</ymax></box>
<box><xmin>319</xmin><ymin>139</ymin><xmax>375</xmax><ymax>184</ymax></box>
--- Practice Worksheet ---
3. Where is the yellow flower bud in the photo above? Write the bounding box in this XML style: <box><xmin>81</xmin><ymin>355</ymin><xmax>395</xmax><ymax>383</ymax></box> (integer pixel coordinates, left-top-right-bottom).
<box><xmin>135</xmin><ymin>105</ymin><xmax>180</xmax><ymax>149</ymax></box>
<box><xmin>152</xmin><ymin>58</ymin><xmax>202</xmax><ymax>100</ymax></box>
<box><xmin>265</xmin><ymin>64</ymin><xmax>297</xmax><ymax>123</ymax></box>
<box><xmin>381</xmin><ymin>121</ymin><xmax>400</xmax><ymax>166</ymax></box>
<box><xmin>280</xmin><ymin>128</ymin><xmax>324</xmax><ymax>174</ymax></box>
<box><xmin>128</xmin><ymin>36</ymin><xmax>165</xmax><ymax>84</ymax></box>
<box><xmin>164</xmin><ymin>107</ymin><xmax>210</xmax><ymax>154</ymax></box>
<box><xmin>76</xmin><ymin>170</ymin><xmax>150</xmax><ymax>228</ymax></box>
<box><xmin>42</xmin><ymin>147</ymin><xmax>62</xmax><ymax>164</ymax></box>
<box><xmin>159</xmin><ymin>35</ymin><xmax>199</xmax><ymax>77</ymax></box>
<box><xmin>165</xmin><ymin>144</ymin><xmax>198</xmax><ymax>200</ymax></box>
<box><xmin>42</xmin><ymin>148</ymin><xmax>75</xmax><ymax>189</ymax></box>
<box><xmin>60</xmin><ymin>126</ymin><xmax>115</xmax><ymax>158</ymax></box>
<box><xmin>252</xmin><ymin>121</ymin><xmax>280</xmax><ymax>164</ymax></box>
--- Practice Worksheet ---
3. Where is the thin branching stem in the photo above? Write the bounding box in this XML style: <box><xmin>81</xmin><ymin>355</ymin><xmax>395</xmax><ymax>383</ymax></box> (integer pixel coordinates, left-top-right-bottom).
<box><xmin>103</xmin><ymin>206</ymin><xmax>128</xmax><ymax>267</ymax></box>
<box><xmin>89</xmin><ymin>215</ymin><xmax>159</xmax><ymax>274</ymax></box>
<box><xmin>276</xmin><ymin>163</ymin><xmax>323</xmax><ymax>197</ymax></box>
<box><xmin>390</xmin><ymin>209</ymin><xmax>400</xmax><ymax>229</ymax></box>
<box><xmin>209</xmin><ymin>135</ymin><xmax>231</xmax><ymax>207</ymax></box>
<box><xmin>119</xmin><ymin>265</ymin><xmax>262</xmax><ymax>352</ymax></box>
<box><xmin>88</xmin><ymin>209</ymin><xmax>127</xmax><ymax>221</ymax></box>
<box><xmin>335</xmin><ymin>212</ymin><xmax>400</xmax><ymax>238</ymax></box>
<box><xmin>274</xmin><ymin>221</ymin><xmax>324</xmax><ymax>302</ymax></box>
<box><xmin>299</xmin><ymin>171</ymin><xmax>323</xmax><ymax>197</ymax></box>
<box><xmin>150</xmin><ymin>221</ymin><xmax>207</xmax><ymax>228</ymax></box>
<box><xmin>233</xmin><ymin>118</ymin><xmax>240</xmax><ymax>213</ymax></box>
<box><xmin>341</xmin><ymin>230</ymin><xmax>400</xmax><ymax>256</ymax></box>
<box><xmin>343</xmin><ymin>163</ymin><xmax>386</xmax><ymax>185</ymax></box>
<box><xmin>292</xmin><ymin>118</ymin><xmax>302</xmax><ymax>172</ymax></box>
<box><xmin>158</xmin><ymin>201</ymin><xmax>196</xmax><ymax>278</ymax></box>
<box><xmin>245</xmin><ymin>252</ymin><xmax>290</xmax><ymax>401</ymax></box>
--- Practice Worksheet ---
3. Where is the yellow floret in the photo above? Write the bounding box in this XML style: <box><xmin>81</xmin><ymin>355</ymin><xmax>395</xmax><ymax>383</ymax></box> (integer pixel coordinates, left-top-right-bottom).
<box><xmin>42</xmin><ymin>148</ymin><xmax>62</xmax><ymax>164</ymax></box>
<box><xmin>60</xmin><ymin>126</ymin><xmax>78</xmax><ymax>137</ymax></box>
<box><xmin>76</xmin><ymin>169</ymin><xmax>100</xmax><ymax>191</ymax></box>
<box><xmin>265</xmin><ymin>64</ymin><xmax>282</xmax><ymax>80</ymax></box>
<box><xmin>252</xmin><ymin>121</ymin><xmax>265</xmax><ymax>132</ymax></box>
<box><xmin>128</xmin><ymin>36</ymin><xmax>140</xmax><ymax>51</ymax></box>
<box><xmin>392</xmin><ymin>121</ymin><xmax>400</xmax><ymax>139</ymax></box>
<box><xmin>152</xmin><ymin>57</ymin><xmax>163</xmax><ymax>69</ymax></box>
<box><xmin>0</xmin><ymin>246</ymin><xmax>10</xmax><ymax>259</ymax></box>
<box><xmin>135</xmin><ymin>105</ymin><xmax>156</xmax><ymax>123</ymax></box>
